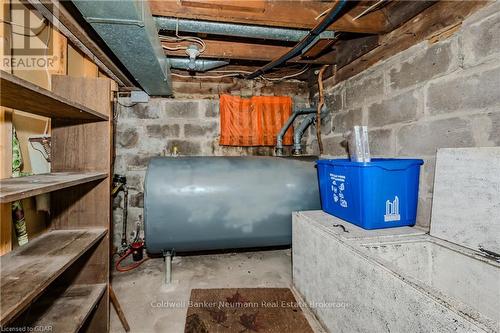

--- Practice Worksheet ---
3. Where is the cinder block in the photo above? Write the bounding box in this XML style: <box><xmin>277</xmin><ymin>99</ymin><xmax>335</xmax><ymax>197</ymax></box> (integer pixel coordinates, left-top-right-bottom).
<box><xmin>345</xmin><ymin>72</ymin><xmax>384</xmax><ymax>108</ymax></box>
<box><xmin>368</xmin><ymin>128</ymin><xmax>393</xmax><ymax>156</ymax></box>
<box><xmin>332</xmin><ymin>108</ymin><xmax>363</xmax><ymax>135</ymax></box>
<box><xmin>124</xmin><ymin>103</ymin><xmax>159</xmax><ymax>119</ymax></box>
<box><xmin>117</xmin><ymin>128</ymin><xmax>139</xmax><ymax>149</ymax></box>
<box><xmin>129</xmin><ymin>192</ymin><xmax>144</xmax><ymax>208</ymax></box>
<box><xmin>397</xmin><ymin>117</ymin><xmax>474</xmax><ymax>156</ymax></box>
<box><xmin>419</xmin><ymin>157</ymin><xmax>436</xmax><ymax>196</ymax></box>
<box><xmin>368</xmin><ymin>89</ymin><xmax>421</xmax><ymax>128</ymax></box>
<box><xmin>166</xmin><ymin>139</ymin><xmax>201</xmax><ymax>155</ymax></box>
<box><xmin>426</xmin><ymin>66</ymin><xmax>500</xmax><ymax>115</ymax></box>
<box><xmin>389</xmin><ymin>39</ymin><xmax>458</xmax><ymax>91</ymax></box>
<box><xmin>146</xmin><ymin>124</ymin><xmax>180</xmax><ymax>138</ymax></box>
<box><xmin>184</xmin><ymin>122</ymin><xmax>218</xmax><ymax>137</ymax></box>
<box><xmin>324</xmin><ymin>85</ymin><xmax>343</xmax><ymax>112</ymax></box>
<box><xmin>126</xmin><ymin>172</ymin><xmax>145</xmax><ymax>192</ymax></box>
<box><xmin>203</xmin><ymin>99</ymin><xmax>220</xmax><ymax>118</ymax></box>
<box><xmin>462</xmin><ymin>2</ymin><xmax>500</xmax><ymax>67</ymax></box>
<box><xmin>416</xmin><ymin>196</ymin><xmax>433</xmax><ymax>228</ymax></box>
<box><xmin>322</xmin><ymin>135</ymin><xmax>348</xmax><ymax>157</ymax></box>
<box><xmin>470</xmin><ymin>111</ymin><xmax>500</xmax><ymax>146</ymax></box>
<box><xmin>320</xmin><ymin>112</ymin><xmax>333</xmax><ymax>136</ymax></box>
<box><xmin>163</xmin><ymin>100</ymin><xmax>199</xmax><ymax>118</ymax></box>
<box><xmin>125</xmin><ymin>154</ymin><xmax>154</xmax><ymax>170</ymax></box>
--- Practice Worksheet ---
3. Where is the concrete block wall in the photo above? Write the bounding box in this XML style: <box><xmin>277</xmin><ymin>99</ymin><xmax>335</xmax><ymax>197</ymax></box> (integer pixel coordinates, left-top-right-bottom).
<box><xmin>304</xmin><ymin>2</ymin><xmax>500</xmax><ymax>228</ymax></box>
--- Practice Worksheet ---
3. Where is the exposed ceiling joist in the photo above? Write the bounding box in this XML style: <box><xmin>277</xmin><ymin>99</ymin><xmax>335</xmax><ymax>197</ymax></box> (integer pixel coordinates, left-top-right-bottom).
<box><xmin>163</xmin><ymin>39</ymin><xmax>291</xmax><ymax>61</ymax></box>
<box><xmin>149</xmin><ymin>1</ymin><xmax>390</xmax><ymax>34</ymax></box>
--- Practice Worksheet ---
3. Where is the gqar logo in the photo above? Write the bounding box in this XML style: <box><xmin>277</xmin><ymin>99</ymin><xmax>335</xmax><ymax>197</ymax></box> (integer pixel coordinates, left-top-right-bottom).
<box><xmin>384</xmin><ymin>196</ymin><xmax>401</xmax><ymax>222</ymax></box>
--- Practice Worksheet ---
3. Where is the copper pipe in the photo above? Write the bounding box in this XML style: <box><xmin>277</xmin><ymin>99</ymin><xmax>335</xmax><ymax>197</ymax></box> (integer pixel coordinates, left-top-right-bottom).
<box><xmin>316</xmin><ymin>65</ymin><xmax>329</xmax><ymax>155</ymax></box>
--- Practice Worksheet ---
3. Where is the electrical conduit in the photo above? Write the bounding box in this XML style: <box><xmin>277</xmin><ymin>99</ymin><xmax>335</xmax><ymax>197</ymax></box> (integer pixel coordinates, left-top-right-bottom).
<box><xmin>244</xmin><ymin>0</ymin><xmax>347</xmax><ymax>79</ymax></box>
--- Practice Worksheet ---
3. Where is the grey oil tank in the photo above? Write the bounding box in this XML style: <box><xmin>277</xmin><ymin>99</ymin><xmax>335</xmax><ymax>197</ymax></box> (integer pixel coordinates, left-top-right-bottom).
<box><xmin>144</xmin><ymin>156</ymin><xmax>320</xmax><ymax>253</ymax></box>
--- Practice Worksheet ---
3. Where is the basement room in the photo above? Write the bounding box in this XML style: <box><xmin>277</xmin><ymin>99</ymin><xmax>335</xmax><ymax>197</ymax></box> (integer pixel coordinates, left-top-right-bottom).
<box><xmin>0</xmin><ymin>0</ymin><xmax>499</xmax><ymax>332</ymax></box>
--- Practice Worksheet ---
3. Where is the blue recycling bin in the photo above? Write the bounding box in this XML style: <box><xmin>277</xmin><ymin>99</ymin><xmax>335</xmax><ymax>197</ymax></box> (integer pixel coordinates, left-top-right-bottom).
<box><xmin>316</xmin><ymin>159</ymin><xmax>424</xmax><ymax>229</ymax></box>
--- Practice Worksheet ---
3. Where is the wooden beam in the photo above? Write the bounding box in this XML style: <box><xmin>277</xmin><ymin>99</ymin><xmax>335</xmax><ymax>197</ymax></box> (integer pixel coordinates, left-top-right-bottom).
<box><xmin>180</xmin><ymin>0</ymin><xmax>266</xmax><ymax>13</ymax></box>
<box><xmin>381</xmin><ymin>0</ymin><xmax>437</xmax><ymax>31</ymax></box>
<box><xmin>150</xmin><ymin>1</ymin><xmax>390</xmax><ymax>34</ymax></box>
<box><xmin>0</xmin><ymin>0</ymin><xmax>12</xmax><ymax>255</ymax></box>
<box><xmin>315</xmin><ymin>1</ymin><xmax>490</xmax><ymax>91</ymax></box>
<box><xmin>164</xmin><ymin>39</ymin><xmax>291</xmax><ymax>61</ymax></box>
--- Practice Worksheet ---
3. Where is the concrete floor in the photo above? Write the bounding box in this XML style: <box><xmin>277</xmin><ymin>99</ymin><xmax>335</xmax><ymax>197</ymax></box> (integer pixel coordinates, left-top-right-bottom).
<box><xmin>110</xmin><ymin>249</ymin><xmax>323</xmax><ymax>333</ymax></box>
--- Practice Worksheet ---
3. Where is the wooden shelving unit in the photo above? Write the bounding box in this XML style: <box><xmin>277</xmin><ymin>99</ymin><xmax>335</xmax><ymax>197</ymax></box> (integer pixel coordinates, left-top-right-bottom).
<box><xmin>0</xmin><ymin>229</ymin><xmax>107</xmax><ymax>325</ymax></box>
<box><xmin>0</xmin><ymin>71</ymin><xmax>108</xmax><ymax>121</ymax></box>
<box><xmin>11</xmin><ymin>284</ymin><xmax>107</xmax><ymax>333</ymax></box>
<box><xmin>0</xmin><ymin>172</ymin><xmax>107</xmax><ymax>203</ymax></box>
<box><xmin>0</xmin><ymin>73</ymin><xmax>113</xmax><ymax>331</ymax></box>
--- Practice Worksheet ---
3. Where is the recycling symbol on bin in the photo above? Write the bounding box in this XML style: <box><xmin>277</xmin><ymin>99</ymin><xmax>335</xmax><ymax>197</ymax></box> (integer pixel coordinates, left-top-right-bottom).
<box><xmin>331</xmin><ymin>177</ymin><xmax>348</xmax><ymax>208</ymax></box>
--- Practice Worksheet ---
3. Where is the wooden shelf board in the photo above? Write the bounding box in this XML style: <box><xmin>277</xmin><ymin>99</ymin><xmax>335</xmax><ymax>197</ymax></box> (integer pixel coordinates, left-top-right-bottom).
<box><xmin>0</xmin><ymin>228</ymin><xmax>107</xmax><ymax>325</ymax></box>
<box><xmin>0</xmin><ymin>71</ymin><xmax>108</xmax><ymax>121</ymax></box>
<box><xmin>0</xmin><ymin>172</ymin><xmax>107</xmax><ymax>203</ymax></box>
<box><xmin>11</xmin><ymin>283</ymin><xmax>107</xmax><ymax>333</ymax></box>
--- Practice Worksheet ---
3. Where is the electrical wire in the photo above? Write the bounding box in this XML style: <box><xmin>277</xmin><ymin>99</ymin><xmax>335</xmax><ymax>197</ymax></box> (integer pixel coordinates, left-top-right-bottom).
<box><xmin>171</xmin><ymin>72</ymin><xmax>242</xmax><ymax>79</ymax></box>
<box><xmin>160</xmin><ymin>18</ymin><xmax>206</xmax><ymax>52</ymax></box>
<box><xmin>352</xmin><ymin>0</ymin><xmax>386</xmax><ymax>21</ymax></box>
<box><xmin>171</xmin><ymin>65</ymin><xmax>310</xmax><ymax>81</ymax></box>
<box><xmin>0</xmin><ymin>18</ymin><xmax>46</xmax><ymax>37</ymax></box>
<box><xmin>260</xmin><ymin>66</ymin><xmax>310</xmax><ymax>81</ymax></box>
<box><xmin>116</xmin><ymin>100</ymin><xmax>138</xmax><ymax>108</ymax></box>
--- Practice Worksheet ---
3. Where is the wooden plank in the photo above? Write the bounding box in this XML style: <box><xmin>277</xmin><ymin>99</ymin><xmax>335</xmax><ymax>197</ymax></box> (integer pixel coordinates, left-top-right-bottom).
<box><xmin>381</xmin><ymin>0</ymin><xmax>437</xmax><ymax>31</ymax></box>
<box><xmin>81</xmin><ymin>286</ymin><xmax>109</xmax><ymax>333</ymax></box>
<box><xmin>180</xmin><ymin>0</ymin><xmax>266</xmax><ymax>13</ymax></box>
<box><xmin>0</xmin><ymin>228</ymin><xmax>107</xmax><ymax>325</ymax></box>
<box><xmin>68</xmin><ymin>44</ymin><xmax>99</xmax><ymax>78</ymax></box>
<box><xmin>0</xmin><ymin>108</ymin><xmax>13</xmax><ymax>255</ymax></box>
<box><xmin>110</xmin><ymin>286</ymin><xmax>130</xmax><ymax>332</ymax></box>
<box><xmin>1</xmin><ymin>1</ymin><xmax>13</xmax><ymax>255</ymax></box>
<box><xmin>50</xmin><ymin>74</ymin><xmax>112</xmax><ymax>331</ymax></box>
<box><xmin>0</xmin><ymin>71</ymin><xmax>108</xmax><ymax>121</ymax></box>
<box><xmin>150</xmin><ymin>1</ymin><xmax>389</xmax><ymax>33</ymax></box>
<box><xmin>164</xmin><ymin>39</ymin><xmax>291</xmax><ymax>61</ymax></box>
<box><xmin>9</xmin><ymin>284</ymin><xmax>106</xmax><ymax>333</ymax></box>
<box><xmin>0</xmin><ymin>172</ymin><xmax>107</xmax><ymax>203</ymax></box>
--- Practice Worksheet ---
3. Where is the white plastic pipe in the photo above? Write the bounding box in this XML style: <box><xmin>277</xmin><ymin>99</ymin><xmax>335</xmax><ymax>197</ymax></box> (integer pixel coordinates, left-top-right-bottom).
<box><xmin>164</xmin><ymin>251</ymin><xmax>172</xmax><ymax>285</ymax></box>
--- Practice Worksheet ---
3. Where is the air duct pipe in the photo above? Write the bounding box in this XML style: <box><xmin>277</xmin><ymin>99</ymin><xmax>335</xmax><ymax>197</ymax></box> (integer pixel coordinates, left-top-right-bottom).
<box><xmin>293</xmin><ymin>114</ymin><xmax>317</xmax><ymax>155</ymax></box>
<box><xmin>245</xmin><ymin>0</ymin><xmax>347</xmax><ymax>79</ymax></box>
<box><xmin>169</xmin><ymin>58</ymin><xmax>229</xmax><ymax>72</ymax></box>
<box><xmin>155</xmin><ymin>17</ymin><xmax>336</xmax><ymax>42</ymax></box>
<box><xmin>275</xmin><ymin>107</ymin><xmax>317</xmax><ymax>156</ymax></box>
<box><xmin>72</xmin><ymin>0</ymin><xmax>172</xmax><ymax>95</ymax></box>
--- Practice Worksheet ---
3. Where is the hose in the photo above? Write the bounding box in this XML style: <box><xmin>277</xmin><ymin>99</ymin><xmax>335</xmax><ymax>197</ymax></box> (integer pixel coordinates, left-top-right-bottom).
<box><xmin>244</xmin><ymin>0</ymin><xmax>347</xmax><ymax>79</ymax></box>
<box><xmin>115</xmin><ymin>247</ymin><xmax>149</xmax><ymax>272</ymax></box>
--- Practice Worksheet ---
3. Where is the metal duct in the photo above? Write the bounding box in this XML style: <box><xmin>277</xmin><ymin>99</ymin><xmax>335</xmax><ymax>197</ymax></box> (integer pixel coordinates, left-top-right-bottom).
<box><xmin>72</xmin><ymin>0</ymin><xmax>172</xmax><ymax>96</ymax></box>
<box><xmin>144</xmin><ymin>156</ymin><xmax>321</xmax><ymax>253</ymax></box>
<box><xmin>155</xmin><ymin>17</ymin><xmax>336</xmax><ymax>42</ymax></box>
<box><xmin>169</xmin><ymin>58</ymin><xmax>229</xmax><ymax>72</ymax></box>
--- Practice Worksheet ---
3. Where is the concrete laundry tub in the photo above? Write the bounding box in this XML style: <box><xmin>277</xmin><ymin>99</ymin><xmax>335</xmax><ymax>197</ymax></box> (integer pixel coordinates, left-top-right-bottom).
<box><xmin>293</xmin><ymin>148</ymin><xmax>500</xmax><ymax>333</ymax></box>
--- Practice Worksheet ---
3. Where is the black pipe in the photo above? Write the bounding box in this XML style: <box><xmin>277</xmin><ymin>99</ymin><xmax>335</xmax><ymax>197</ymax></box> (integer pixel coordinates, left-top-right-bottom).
<box><xmin>244</xmin><ymin>0</ymin><xmax>347</xmax><ymax>79</ymax></box>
